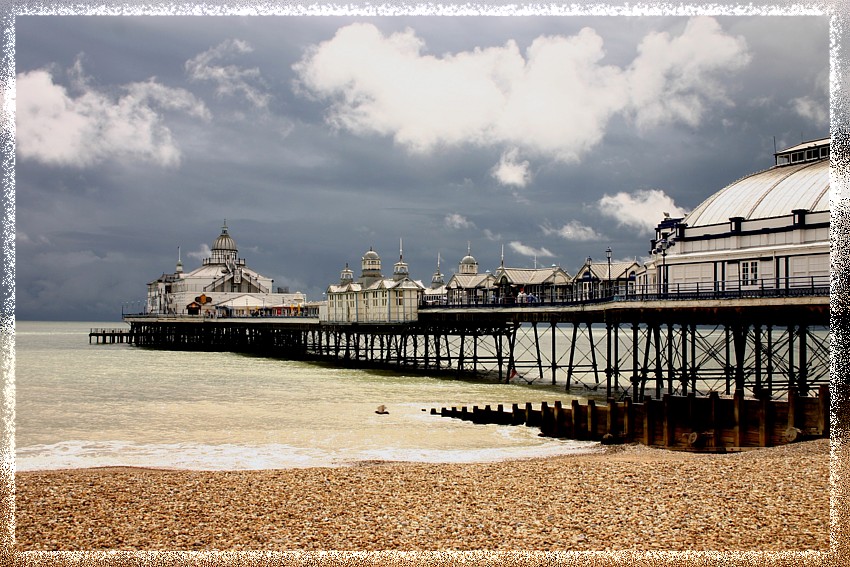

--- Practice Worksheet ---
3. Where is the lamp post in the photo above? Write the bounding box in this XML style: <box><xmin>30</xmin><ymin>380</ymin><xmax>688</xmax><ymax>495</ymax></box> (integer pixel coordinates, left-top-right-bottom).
<box><xmin>586</xmin><ymin>256</ymin><xmax>593</xmax><ymax>300</ymax></box>
<box><xmin>606</xmin><ymin>246</ymin><xmax>612</xmax><ymax>297</ymax></box>
<box><xmin>658</xmin><ymin>239</ymin><xmax>669</xmax><ymax>297</ymax></box>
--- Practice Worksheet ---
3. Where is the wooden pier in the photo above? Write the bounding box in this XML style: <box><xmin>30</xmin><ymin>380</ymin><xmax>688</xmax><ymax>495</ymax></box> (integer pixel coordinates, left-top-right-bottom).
<box><xmin>432</xmin><ymin>384</ymin><xmax>830</xmax><ymax>451</ymax></box>
<box><xmin>89</xmin><ymin>328</ymin><xmax>133</xmax><ymax>344</ymax></box>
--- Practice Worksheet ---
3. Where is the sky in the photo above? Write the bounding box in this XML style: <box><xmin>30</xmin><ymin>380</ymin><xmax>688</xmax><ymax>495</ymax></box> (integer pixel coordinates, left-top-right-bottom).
<box><xmin>9</xmin><ymin>8</ymin><xmax>839</xmax><ymax>321</ymax></box>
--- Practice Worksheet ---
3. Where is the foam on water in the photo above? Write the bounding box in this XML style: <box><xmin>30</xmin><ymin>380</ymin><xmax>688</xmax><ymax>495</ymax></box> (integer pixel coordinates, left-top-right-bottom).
<box><xmin>16</xmin><ymin>438</ymin><xmax>601</xmax><ymax>471</ymax></box>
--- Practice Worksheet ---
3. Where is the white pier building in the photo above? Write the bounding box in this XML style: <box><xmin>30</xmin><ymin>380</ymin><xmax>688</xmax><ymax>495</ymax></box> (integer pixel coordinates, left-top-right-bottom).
<box><xmin>639</xmin><ymin>137</ymin><xmax>830</xmax><ymax>294</ymax></box>
<box><xmin>146</xmin><ymin>222</ymin><xmax>306</xmax><ymax>316</ymax></box>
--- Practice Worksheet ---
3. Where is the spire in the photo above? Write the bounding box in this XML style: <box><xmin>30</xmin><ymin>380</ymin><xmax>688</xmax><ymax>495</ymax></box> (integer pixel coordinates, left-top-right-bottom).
<box><xmin>431</xmin><ymin>252</ymin><xmax>445</xmax><ymax>288</ymax></box>
<box><xmin>176</xmin><ymin>246</ymin><xmax>183</xmax><ymax>274</ymax></box>
<box><xmin>393</xmin><ymin>238</ymin><xmax>409</xmax><ymax>281</ymax></box>
<box><xmin>500</xmin><ymin>244</ymin><xmax>505</xmax><ymax>268</ymax></box>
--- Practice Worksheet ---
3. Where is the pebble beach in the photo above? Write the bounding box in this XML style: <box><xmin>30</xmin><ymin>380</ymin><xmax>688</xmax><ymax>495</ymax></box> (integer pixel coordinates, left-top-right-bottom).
<box><xmin>15</xmin><ymin>439</ymin><xmax>829</xmax><ymax>552</ymax></box>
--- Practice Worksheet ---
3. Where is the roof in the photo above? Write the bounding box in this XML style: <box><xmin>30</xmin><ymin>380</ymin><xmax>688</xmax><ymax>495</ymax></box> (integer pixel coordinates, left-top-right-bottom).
<box><xmin>212</xmin><ymin>224</ymin><xmax>237</xmax><ymax>251</ymax></box>
<box><xmin>213</xmin><ymin>294</ymin><xmax>265</xmax><ymax>308</ymax></box>
<box><xmin>328</xmin><ymin>278</ymin><xmax>425</xmax><ymax>294</ymax></box>
<box><xmin>446</xmin><ymin>273</ymin><xmax>496</xmax><ymax>289</ymax></box>
<box><xmin>683</xmin><ymin>157</ymin><xmax>829</xmax><ymax>228</ymax></box>
<box><xmin>495</xmin><ymin>266</ymin><xmax>571</xmax><ymax>285</ymax></box>
<box><xmin>776</xmin><ymin>137</ymin><xmax>830</xmax><ymax>155</ymax></box>
<box><xmin>575</xmin><ymin>261</ymin><xmax>640</xmax><ymax>281</ymax></box>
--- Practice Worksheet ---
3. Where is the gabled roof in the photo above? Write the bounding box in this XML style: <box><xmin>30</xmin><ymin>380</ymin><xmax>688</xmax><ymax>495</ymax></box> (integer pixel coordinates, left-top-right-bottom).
<box><xmin>327</xmin><ymin>282</ymin><xmax>363</xmax><ymax>293</ymax></box>
<box><xmin>494</xmin><ymin>266</ymin><xmax>571</xmax><ymax>285</ymax></box>
<box><xmin>446</xmin><ymin>272</ymin><xmax>496</xmax><ymax>289</ymax></box>
<box><xmin>328</xmin><ymin>278</ymin><xmax>425</xmax><ymax>294</ymax></box>
<box><xmin>213</xmin><ymin>294</ymin><xmax>266</xmax><ymax>308</ymax></box>
<box><xmin>574</xmin><ymin>260</ymin><xmax>641</xmax><ymax>281</ymax></box>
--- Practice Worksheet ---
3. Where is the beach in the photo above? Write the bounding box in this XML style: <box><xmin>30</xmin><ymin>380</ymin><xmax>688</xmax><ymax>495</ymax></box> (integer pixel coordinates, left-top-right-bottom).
<box><xmin>15</xmin><ymin>438</ymin><xmax>829</xmax><ymax>552</ymax></box>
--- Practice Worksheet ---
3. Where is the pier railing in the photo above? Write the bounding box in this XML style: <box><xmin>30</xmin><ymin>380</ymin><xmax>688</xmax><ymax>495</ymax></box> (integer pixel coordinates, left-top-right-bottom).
<box><xmin>420</xmin><ymin>274</ymin><xmax>830</xmax><ymax>309</ymax></box>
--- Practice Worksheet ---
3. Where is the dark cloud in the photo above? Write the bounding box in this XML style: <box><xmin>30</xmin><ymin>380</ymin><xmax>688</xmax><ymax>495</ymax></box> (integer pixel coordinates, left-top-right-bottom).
<box><xmin>11</xmin><ymin>13</ymin><xmax>834</xmax><ymax>321</ymax></box>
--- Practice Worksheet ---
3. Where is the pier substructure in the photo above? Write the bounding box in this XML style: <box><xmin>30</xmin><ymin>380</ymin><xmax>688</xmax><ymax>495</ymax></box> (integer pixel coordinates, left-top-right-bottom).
<box><xmin>126</xmin><ymin>297</ymin><xmax>828</xmax><ymax>400</ymax></box>
<box><xmin>419</xmin><ymin>297</ymin><xmax>828</xmax><ymax>400</ymax></box>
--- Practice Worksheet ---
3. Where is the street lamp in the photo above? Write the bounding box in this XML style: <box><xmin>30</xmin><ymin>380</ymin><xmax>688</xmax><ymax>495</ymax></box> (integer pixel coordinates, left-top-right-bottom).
<box><xmin>585</xmin><ymin>256</ymin><xmax>593</xmax><ymax>300</ymax></box>
<box><xmin>658</xmin><ymin>239</ymin><xmax>669</xmax><ymax>297</ymax></box>
<box><xmin>606</xmin><ymin>246</ymin><xmax>612</xmax><ymax>297</ymax></box>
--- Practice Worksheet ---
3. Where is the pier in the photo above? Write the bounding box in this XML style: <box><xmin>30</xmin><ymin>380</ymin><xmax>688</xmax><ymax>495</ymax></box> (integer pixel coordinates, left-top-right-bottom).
<box><xmin>124</xmin><ymin>292</ymin><xmax>829</xmax><ymax>402</ymax></box>
<box><xmin>88</xmin><ymin>328</ymin><xmax>134</xmax><ymax>344</ymax></box>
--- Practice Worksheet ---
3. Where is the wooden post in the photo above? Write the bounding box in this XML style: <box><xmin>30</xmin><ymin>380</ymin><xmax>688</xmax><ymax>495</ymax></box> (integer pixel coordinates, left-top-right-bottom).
<box><xmin>785</xmin><ymin>387</ymin><xmax>801</xmax><ymax>442</ymax></box>
<box><xmin>607</xmin><ymin>397</ymin><xmax>617</xmax><ymax>439</ymax></box>
<box><xmin>733</xmin><ymin>389</ymin><xmax>745</xmax><ymax>447</ymax></box>
<box><xmin>709</xmin><ymin>391</ymin><xmax>720</xmax><ymax>449</ymax></box>
<box><xmin>587</xmin><ymin>400</ymin><xmax>597</xmax><ymax>440</ymax></box>
<box><xmin>623</xmin><ymin>398</ymin><xmax>633</xmax><ymax>441</ymax></box>
<box><xmin>758</xmin><ymin>395</ymin><xmax>772</xmax><ymax>447</ymax></box>
<box><xmin>643</xmin><ymin>396</ymin><xmax>653</xmax><ymax>446</ymax></box>
<box><xmin>571</xmin><ymin>399</ymin><xmax>582</xmax><ymax>440</ymax></box>
<box><xmin>553</xmin><ymin>401</ymin><xmax>563</xmax><ymax>437</ymax></box>
<box><xmin>662</xmin><ymin>393</ymin><xmax>674</xmax><ymax>447</ymax></box>
<box><xmin>540</xmin><ymin>401</ymin><xmax>550</xmax><ymax>436</ymax></box>
<box><xmin>818</xmin><ymin>384</ymin><xmax>830</xmax><ymax>436</ymax></box>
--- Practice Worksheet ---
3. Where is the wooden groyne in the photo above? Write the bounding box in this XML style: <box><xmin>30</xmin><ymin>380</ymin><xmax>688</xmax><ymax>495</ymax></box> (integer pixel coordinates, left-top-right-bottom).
<box><xmin>432</xmin><ymin>385</ymin><xmax>830</xmax><ymax>452</ymax></box>
<box><xmin>89</xmin><ymin>328</ymin><xmax>133</xmax><ymax>344</ymax></box>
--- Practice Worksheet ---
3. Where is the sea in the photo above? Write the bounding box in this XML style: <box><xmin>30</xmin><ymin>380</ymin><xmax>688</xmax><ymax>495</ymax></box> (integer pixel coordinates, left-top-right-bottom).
<box><xmin>14</xmin><ymin>320</ymin><xmax>599</xmax><ymax>471</ymax></box>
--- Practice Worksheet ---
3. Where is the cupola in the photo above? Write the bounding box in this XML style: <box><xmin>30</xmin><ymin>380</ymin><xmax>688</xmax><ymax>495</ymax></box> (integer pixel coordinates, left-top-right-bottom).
<box><xmin>459</xmin><ymin>243</ymin><xmax>478</xmax><ymax>275</ymax></box>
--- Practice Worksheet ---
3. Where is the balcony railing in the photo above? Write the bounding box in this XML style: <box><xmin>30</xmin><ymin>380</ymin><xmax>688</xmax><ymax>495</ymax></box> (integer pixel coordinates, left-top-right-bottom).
<box><xmin>419</xmin><ymin>275</ymin><xmax>830</xmax><ymax>309</ymax></box>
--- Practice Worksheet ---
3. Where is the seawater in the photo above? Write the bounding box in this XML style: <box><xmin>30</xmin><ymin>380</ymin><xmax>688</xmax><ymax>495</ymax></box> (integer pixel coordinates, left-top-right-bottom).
<box><xmin>14</xmin><ymin>321</ymin><xmax>598</xmax><ymax>471</ymax></box>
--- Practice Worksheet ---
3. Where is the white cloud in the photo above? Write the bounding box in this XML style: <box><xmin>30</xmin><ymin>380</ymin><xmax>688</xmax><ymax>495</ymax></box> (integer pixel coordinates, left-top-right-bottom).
<box><xmin>483</xmin><ymin>228</ymin><xmax>501</xmax><ymax>241</ymax></box>
<box><xmin>186</xmin><ymin>39</ymin><xmax>270</xmax><ymax>109</ymax></box>
<box><xmin>541</xmin><ymin>220</ymin><xmax>602</xmax><ymax>242</ymax></box>
<box><xmin>444</xmin><ymin>213</ymin><xmax>475</xmax><ymax>230</ymax></box>
<box><xmin>508</xmin><ymin>241</ymin><xmax>554</xmax><ymax>258</ymax></box>
<box><xmin>792</xmin><ymin>97</ymin><xmax>827</xmax><ymax>125</ymax></box>
<box><xmin>187</xmin><ymin>244</ymin><xmax>212</xmax><ymax>261</ymax></box>
<box><xmin>16</xmin><ymin>63</ymin><xmax>210</xmax><ymax>168</ymax></box>
<box><xmin>491</xmin><ymin>148</ymin><xmax>532</xmax><ymax>188</ymax></box>
<box><xmin>626</xmin><ymin>17</ymin><xmax>751</xmax><ymax>130</ymax></box>
<box><xmin>790</xmin><ymin>62</ymin><xmax>829</xmax><ymax>129</ymax></box>
<box><xmin>293</xmin><ymin>18</ymin><xmax>750</xmax><ymax>166</ymax></box>
<box><xmin>597</xmin><ymin>189</ymin><xmax>687</xmax><ymax>235</ymax></box>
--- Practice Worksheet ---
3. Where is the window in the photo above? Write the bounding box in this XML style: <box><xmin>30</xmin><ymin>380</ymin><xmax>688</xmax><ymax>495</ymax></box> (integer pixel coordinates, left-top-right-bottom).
<box><xmin>741</xmin><ymin>261</ymin><xmax>758</xmax><ymax>286</ymax></box>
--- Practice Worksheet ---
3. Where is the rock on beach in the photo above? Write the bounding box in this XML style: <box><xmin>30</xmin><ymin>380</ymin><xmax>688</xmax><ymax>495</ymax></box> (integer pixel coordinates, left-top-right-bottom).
<box><xmin>15</xmin><ymin>439</ymin><xmax>829</xmax><ymax>552</ymax></box>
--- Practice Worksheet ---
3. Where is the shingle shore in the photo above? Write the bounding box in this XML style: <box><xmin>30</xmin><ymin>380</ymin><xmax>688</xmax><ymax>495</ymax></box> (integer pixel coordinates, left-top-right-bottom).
<box><xmin>15</xmin><ymin>439</ymin><xmax>829</xmax><ymax>551</ymax></box>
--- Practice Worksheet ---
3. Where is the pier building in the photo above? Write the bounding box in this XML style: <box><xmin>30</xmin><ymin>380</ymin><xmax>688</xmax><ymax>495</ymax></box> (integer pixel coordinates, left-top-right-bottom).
<box><xmin>145</xmin><ymin>222</ymin><xmax>306</xmax><ymax>316</ymax></box>
<box><xmin>325</xmin><ymin>245</ymin><xmax>426</xmax><ymax>323</ymax></box>
<box><xmin>638</xmin><ymin>137</ymin><xmax>829</xmax><ymax>295</ymax></box>
<box><xmin>573</xmin><ymin>256</ymin><xmax>641</xmax><ymax>299</ymax></box>
<box><xmin>493</xmin><ymin>263</ymin><xmax>572</xmax><ymax>304</ymax></box>
<box><xmin>422</xmin><ymin>254</ymin><xmax>448</xmax><ymax>305</ymax></box>
<box><xmin>444</xmin><ymin>245</ymin><xmax>496</xmax><ymax>304</ymax></box>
